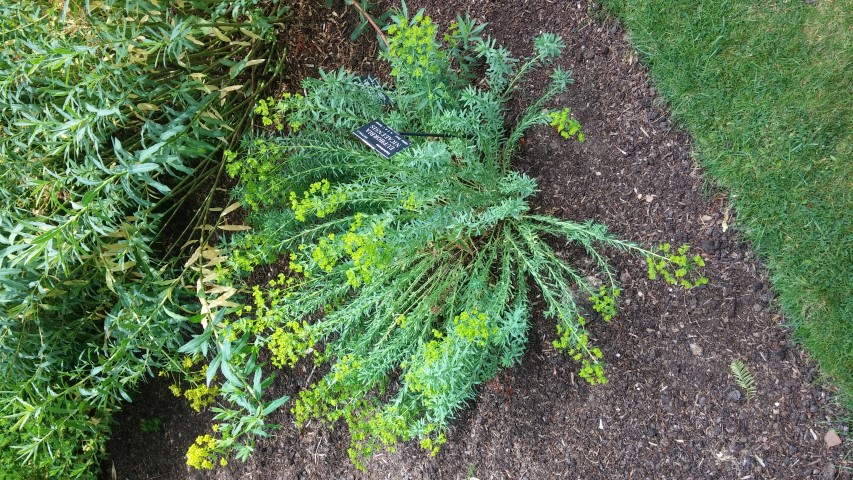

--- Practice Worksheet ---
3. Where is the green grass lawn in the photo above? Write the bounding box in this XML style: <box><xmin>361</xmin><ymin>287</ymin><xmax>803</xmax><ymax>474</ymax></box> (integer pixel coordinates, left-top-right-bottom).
<box><xmin>602</xmin><ymin>0</ymin><xmax>852</xmax><ymax>409</ymax></box>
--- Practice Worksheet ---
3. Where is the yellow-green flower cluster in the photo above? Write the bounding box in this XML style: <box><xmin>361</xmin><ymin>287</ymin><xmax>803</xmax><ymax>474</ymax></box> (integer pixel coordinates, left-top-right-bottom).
<box><xmin>295</xmin><ymin>379</ymin><xmax>442</xmax><ymax>471</ymax></box>
<box><xmin>418</xmin><ymin>422</ymin><xmax>447</xmax><ymax>457</ymax></box>
<box><xmin>254</xmin><ymin>96</ymin><xmax>283</xmax><ymax>131</ymax></box>
<box><xmin>183</xmin><ymin>382</ymin><xmax>219</xmax><ymax>412</ymax></box>
<box><xmin>186</xmin><ymin>434</ymin><xmax>218</xmax><ymax>470</ymax></box>
<box><xmin>552</xmin><ymin>323</ymin><xmax>606</xmax><ymax>385</ymax></box>
<box><xmin>269</xmin><ymin>271</ymin><xmax>296</xmax><ymax>288</ymax></box>
<box><xmin>224</xmin><ymin>233</ymin><xmax>277</xmax><ymax>275</ymax></box>
<box><xmin>341</xmin><ymin>214</ymin><xmax>388</xmax><ymax>287</ymax></box>
<box><xmin>442</xmin><ymin>20</ymin><xmax>460</xmax><ymax>45</ymax></box>
<box><xmin>340</xmin><ymin>404</ymin><xmax>411</xmax><ymax>470</ymax></box>
<box><xmin>182</xmin><ymin>356</ymin><xmax>195</xmax><ymax>369</ymax></box>
<box><xmin>332</xmin><ymin>354</ymin><xmax>363</xmax><ymax>383</ymax></box>
<box><xmin>169</xmin><ymin>383</ymin><xmax>182</xmax><ymax>397</ymax></box>
<box><xmin>420</xmin><ymin>328</ymin><xmax>445</xmax><ymax>365</ymax></box>
<box><xmin>646</xmin><ymin>243</ymin><xmax>708</xmax><ymax>289</ymax></box>
<box><xmin>293</xmin><ymin>384</ymin><xmax>325</xmax><ymax>425</ymax></box>
<box><xmin>422</xmin><ymin>338</ymin><xmax>442</xmax><ymax>366</ymax></box>
<box><xmin>289</xmin><ymin>179</ymin><xmax>347</xmax><ymax>222</ymax></box>
<box><xmin>169</xmin><ymin>357</ymin><xmax>220</xmax><ymax>412</ymax></box>
<box><xmin>590</xmin><ymin>285</ymin><xmax>620</xmax><ymax>322</ymax></box>
<box><xmin>281</xmin><ymin>213</ymin><xmax>390</xmax><ymax>285</ymax></box>
<box><xmin>578</xmin><ymin>358</ymin><xmax>607</xmax><ymax>385</ymax></box>
<box><xmin>387</xmin><ymin>14</ymin><xmax>444</xmax><ymax>80</ymax></box>
<box><xmin>292</xmin><ymin>383</ymin><xmax>322</xmax><ymax>426</ymax></box>
<box><xmin>267</xmin><ymin>320</ymin><xmax>316</xmax><ymax>368</ymax></box>
<box><xmin>237</xmin><ymin>281</ymin><xmax>291</xmax><ymax>335</ymax></box>
<box><xmin>253</xmin><ymin>93</ymin><xmax>304</xmax><ymax>132</ymax></box>
<box><xmin>548</xmin><ymin>107</ymin><xmax>585</xmax><ymax>142</ymax></box>
<box><xmin>552</xmin><ymin>317</ymin><xmax>585</xmax><ymax>351</ymax></box>
<box><xmin>401</xmin><ymin>192</ymin><xmax>418</xmax><ymax>211</ymax></box>
<box><xmin>452</xmin><ymin>309</ymin><xmax>496</xmax><ymax>346</ymax></box>
<box><xmin>292</xmin><ymin>377</ymin><xmax>361</xmax><ymax>430</ymax></box>
<box><xmin>312</xmin><ymin>234</ymin><xmax>341</xmax><ymax>273</ymax></box>
<box><xmin>553</xmin><ymin>325</ymin><xmax>599</xmax><ymax>359</ymax></box>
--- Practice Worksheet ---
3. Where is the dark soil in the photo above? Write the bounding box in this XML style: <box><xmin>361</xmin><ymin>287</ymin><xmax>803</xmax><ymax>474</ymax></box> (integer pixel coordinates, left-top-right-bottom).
<box><xmin>105</xmin><ymin>0</ymin><xmax>850</xmax><ymax>478</ymax></box>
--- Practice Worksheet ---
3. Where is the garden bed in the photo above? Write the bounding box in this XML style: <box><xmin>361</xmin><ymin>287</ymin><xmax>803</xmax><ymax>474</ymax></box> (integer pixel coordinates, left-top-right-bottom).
<box><xmin>105</xmin><ymin>0</ymin><xmax>849</xmax><ymax>478</ymax></box>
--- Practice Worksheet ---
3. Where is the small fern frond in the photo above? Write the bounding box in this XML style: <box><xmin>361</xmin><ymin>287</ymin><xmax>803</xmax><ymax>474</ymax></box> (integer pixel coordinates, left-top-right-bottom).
<box><xmin>730</xmin><ymin>360</ymin><xmax>757</xmax><ymax>398</ymax></box>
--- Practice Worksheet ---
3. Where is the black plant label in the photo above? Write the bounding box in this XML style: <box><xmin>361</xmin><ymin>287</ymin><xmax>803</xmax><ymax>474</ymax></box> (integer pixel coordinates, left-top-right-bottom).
<box><xmin>353</xmin><ymin>120</ymin><xmax>411</xmax><ymax>158</ymax></box>
<box><xmin>360</xmin><ymin>74</ymin><xmax>382</xmax><ymax>88</ymax></box>
<box><xmin>358</xmin><ymin>75</ymin><xmax>392</xmax><ymax>104</ymax></box>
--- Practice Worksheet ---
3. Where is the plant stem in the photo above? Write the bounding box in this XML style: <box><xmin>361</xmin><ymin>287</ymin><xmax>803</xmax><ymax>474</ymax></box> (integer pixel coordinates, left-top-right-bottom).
<box><xmin>350</xmin><ymin>1</ymin><xmax>388</xmax><ymax>48</ymax></box>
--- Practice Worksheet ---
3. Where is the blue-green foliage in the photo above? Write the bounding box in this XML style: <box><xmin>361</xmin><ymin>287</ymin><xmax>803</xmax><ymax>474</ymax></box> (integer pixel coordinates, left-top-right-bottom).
<box><xmin>208</xmin><ymin>6</ymin><xmax>654</xmax><ymax>470</ymax></box>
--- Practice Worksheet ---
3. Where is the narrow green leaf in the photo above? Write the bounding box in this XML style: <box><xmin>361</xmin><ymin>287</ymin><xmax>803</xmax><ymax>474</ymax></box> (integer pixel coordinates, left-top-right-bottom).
<box><xmin>261</xmin><ymin>395</ymin><xmax>289</xmax><ymax>417</ymax></box>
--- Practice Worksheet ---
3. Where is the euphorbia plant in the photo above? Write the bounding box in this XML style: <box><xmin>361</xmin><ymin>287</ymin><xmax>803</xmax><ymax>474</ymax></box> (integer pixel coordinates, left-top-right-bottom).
<box><xmin>190</xmin><ymin>3</ymin><xmax>706</xmax><ymax>469</ymax></box>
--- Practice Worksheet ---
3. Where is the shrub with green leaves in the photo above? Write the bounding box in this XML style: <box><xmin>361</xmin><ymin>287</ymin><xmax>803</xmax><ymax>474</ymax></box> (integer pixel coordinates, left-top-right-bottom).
<box><xmin>0</xmin><ymin>1</ymin><xmax>287</xmax><ymax>477</ymax></box>
<box><xmin>199</xmin><ymin>5</ymin><xmax>703</xmax><ymax>470</ymax></box>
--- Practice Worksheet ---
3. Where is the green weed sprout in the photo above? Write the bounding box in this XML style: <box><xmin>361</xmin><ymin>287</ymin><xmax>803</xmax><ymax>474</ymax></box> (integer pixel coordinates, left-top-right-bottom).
<box><xmin>647</xmin><ymin>242</ymin><xmax>708</xmax><ymax>289</ymax></box>
<box><xmin>730</xmin><ymin>360</ymin><xmax>757</xmax><ymax>399</ymax></box>
<box><xmin>139</xmin><ymin>418</ymin><xmax>163</xmax><ymax>433</ymax></box>
<box><xmin>549</xmin><ymin>107</ymin><xmax>586</xmax><ymax>142</ymax></box>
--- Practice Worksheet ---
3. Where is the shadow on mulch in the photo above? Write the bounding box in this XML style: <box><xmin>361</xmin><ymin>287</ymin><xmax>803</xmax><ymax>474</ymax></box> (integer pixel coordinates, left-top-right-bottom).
<box><xmin>104</xmin><ymin>1</ymin><xmax>850</xmax><ymax>479</ymax></box>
